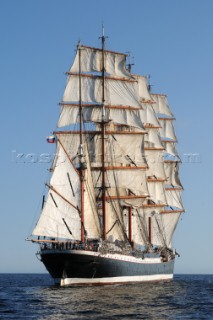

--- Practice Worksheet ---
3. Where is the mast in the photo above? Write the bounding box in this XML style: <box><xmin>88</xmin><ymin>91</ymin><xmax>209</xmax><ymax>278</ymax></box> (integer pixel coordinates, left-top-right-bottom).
<box><xmin>126</xmin><ymin>51</ymin><xmax>134</xmax><ymax>73</ymax></box>
<box><xmin>148</xmin><ymin>217</ymin><xmax>152</xmax><ymax>243</ymax></box>
<box><xmin>128</xmin><ymin>207</ymin><xmax>132</xmax><ymax>244</ymax></box>
<box><xmin>78</xmin><ymin>43</ymin><xmax>83</xmax><ymax>146</ymax></box>
<box><xmin>78</xmin><ymin>43</ymin><xmax>85</xmax><ymax>243</ymax></box>
<box><xmin>101</xmin><ymin>25</ymin><xmax>106</xmax><ymax>240</ymax></box>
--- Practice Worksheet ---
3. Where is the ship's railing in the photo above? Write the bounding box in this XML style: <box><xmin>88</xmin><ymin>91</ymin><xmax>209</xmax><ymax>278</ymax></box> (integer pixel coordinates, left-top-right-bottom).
<box><xmin>40</xmin><ymin>241</ymin><xmax>99</xmax><ymax>252</ymax></box>
<box><xmin>39</xmin><ymin>241</ymin><xmax>130</xmax><ymax>255</ymax></box>
<box><xmin>39</xmin><ymin>241</ymin><xmax>173</xmax><ymax>260</ymax></box>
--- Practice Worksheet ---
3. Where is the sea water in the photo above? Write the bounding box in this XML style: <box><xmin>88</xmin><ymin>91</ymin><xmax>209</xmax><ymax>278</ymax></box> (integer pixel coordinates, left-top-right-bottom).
<box><xmin>0</xmin><ymin>274</ymin><xmax>212</xmax><ymax>319</ymax></box>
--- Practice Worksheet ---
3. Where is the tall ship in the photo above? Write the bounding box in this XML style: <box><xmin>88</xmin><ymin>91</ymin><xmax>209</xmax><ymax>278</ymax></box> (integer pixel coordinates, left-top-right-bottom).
<box><xmin>28</xmin><ymin>32</ymin><xmax>184</xmax><ymax>286</ymax></box>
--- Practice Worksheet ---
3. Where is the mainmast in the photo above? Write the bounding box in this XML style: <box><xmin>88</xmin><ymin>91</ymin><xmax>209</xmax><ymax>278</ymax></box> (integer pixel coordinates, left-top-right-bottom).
<box><xmin>101</xmin><ymin>25</ymin><xmax>106</xmax><ymax>240</ymax></box>
<box><xmin>78</xmin><ymin>43</ymin><xmax>85</xmax><ymax>243</ymax></box>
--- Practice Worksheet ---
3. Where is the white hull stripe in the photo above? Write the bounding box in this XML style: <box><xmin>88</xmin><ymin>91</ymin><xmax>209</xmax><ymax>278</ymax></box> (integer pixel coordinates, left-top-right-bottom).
<box><xmin>58</xmin><ymin>274</ymin><xmax>173</xmax><ymax>286</ymax></box>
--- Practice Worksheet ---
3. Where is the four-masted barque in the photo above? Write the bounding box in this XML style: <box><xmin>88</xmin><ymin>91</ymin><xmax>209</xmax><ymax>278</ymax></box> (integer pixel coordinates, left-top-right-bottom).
<box><xmin>28</xmin><ymin>32</ymin><xmax>184</xmax><ymax>286</ymax></box>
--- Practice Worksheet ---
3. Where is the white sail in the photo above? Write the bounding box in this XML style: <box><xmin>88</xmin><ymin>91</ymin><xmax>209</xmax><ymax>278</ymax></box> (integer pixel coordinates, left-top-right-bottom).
<box><xmin>105</xmin><ymin>201</ymin><xmax>126</xmax><ymax>242</ymax></box>
<box><xmin>58</xmin><ymin>105</ymin><xmax>76</xmax><ymax>127</ymax></box>
<box><xmin>32</xmin><ymin>141</ymin><xmax>101</xmax><ymax>240</ymax></box>
<box><xmin>151</xmin><ymin>94</ymin><xmax>174</xmax><ymax>117</ymax></box>
<box><xmin>140</xmin><ymin>103</ymin><xmax>161</xmax><ymax>127</ymax></box>
<box><xmin>83</xmin><ymin>146</ymin><xmax>101</xmax><ymax>238</ymax></box>
<box><xmin>137</xmin><ymin>208</ymin><xmax>181</xmax><ymax>248</ymax></box>
<box><xmin>159</xmin><ymin>119</ymin><xmax>176</xmax><ymax>140</ymax></box>
<box><xmin>58</xmin><ymin>105</ymin><xmax>145</xmax><ymax>130</ymax></box>
<box><xmin>163</xmin><ymin>141</ymin><xmax>178</xmax><ymax>156</ymax></box>
<box><xmin>108</xmin><ymin>108</ymin><xmax>145</xmax><ymax>129</ymax></box>
<box><xmin>56</xmin><ymin>134</ymin><xmax>80</xmax><ymax>166</ymax></box>
<box><xmin>144</xmin><ymin>208</ymin><xmax>164</xmax><ymax>247</ymax></box>
<box><xmin>132</xmin><ymin>208</ymin><xmax>161</xmax><ymax>247</ymax></box>
<box><xmin>70</xmin><ymin>45</ymin><xmax>131</xmax><ymax>77</ymax></box>
<box><xmin>132</xmin><ymin>208</ymin><xmax>149</xmax><ymax>246</ymax></box>
<box><xmin>158</xmin><ymin>212</ymin><xmax>181</xmax><ymax>248</ymax></box>
<box><xmin>145</xmin><ymin>149</ymin><xmax>166</xmax><ymax>179</ymax></box>
<box><xmin>147</xmin><ymin>181</ymin><xmax>166</xmax><ymax>205</ymax></box>
<box><xmin>32</xmin><ymin>144</ymin><xmax>81</xmax><ymax>240</ymax></box>
<box><xmin>92</xmin><ymin>169</ymin><xmax>148</xmax><ymax>202</ymax></box>
<box><xmin>136</xmin><ymin>75</ymin><xmax>152</xmax><ymax>101</ymax></box>
<box><xmin>164</xmin><ymin>162</ymin><xmax>182</xmax><ymax>188</ymax></box>
<box><xmin>106</xmin><ymin>169</ymin><xmax>148</xmax><ymax>196</ymax></box>
<box><xmin>63</xmin><ymin>75</ymin><xmax>141</xmax><ymax>108</ymax></box>
<box><xmin>144</xmin><ymin>128</ymin><xmax>163</xmax><ymax>149</ymax></box>
<box><xmin>88</xmin><ymin>133</ymin><xmax>146</xmax><ymax>167</ymax></box>
<box><xmin>165</xmin><ymin>189</ymin><xmax>183</xmax><ymax>209</ymax></box>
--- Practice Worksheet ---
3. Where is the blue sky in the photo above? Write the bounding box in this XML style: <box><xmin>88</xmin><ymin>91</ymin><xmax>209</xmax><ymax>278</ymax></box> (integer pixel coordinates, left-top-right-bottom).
<box><xmin>1</xmin><ymin>0</ymin><xmax>213</xmax><ymax>274</ymax></box>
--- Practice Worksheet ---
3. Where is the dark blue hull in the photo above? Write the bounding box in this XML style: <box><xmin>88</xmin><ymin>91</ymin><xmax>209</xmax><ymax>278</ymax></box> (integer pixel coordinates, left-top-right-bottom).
<box><xmin>40</xmin><ymin>249</ymin><xmax>174</xmax><ymax>286</ymax></box>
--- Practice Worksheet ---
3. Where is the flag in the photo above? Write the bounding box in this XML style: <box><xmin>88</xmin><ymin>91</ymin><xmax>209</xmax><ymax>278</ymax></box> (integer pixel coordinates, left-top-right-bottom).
<box><xmin>46</xmin><ymin>135</ymin><xmax>56</xmax><ymax>143</ymax></box>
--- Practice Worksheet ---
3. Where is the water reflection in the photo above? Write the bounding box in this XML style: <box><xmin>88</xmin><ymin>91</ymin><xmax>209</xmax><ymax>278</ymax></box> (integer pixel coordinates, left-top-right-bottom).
<box><xmin>1</xmin><ymin>275</ymin><xmax>213</xmax><ymax>320</ymax></box>
<box><xmin>35</xmin><ymin>280</ymin><xmax>189</xmax><ymax>319</ymax></box>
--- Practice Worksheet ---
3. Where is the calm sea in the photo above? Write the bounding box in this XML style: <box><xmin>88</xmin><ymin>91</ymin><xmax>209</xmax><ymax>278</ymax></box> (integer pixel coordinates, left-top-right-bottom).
<box><xmin>0</xmin><ymin>274</ymin><xmax>212</xmax><ymax>319</ymax></box>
